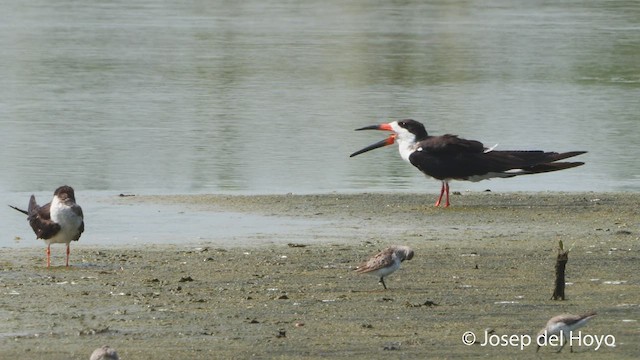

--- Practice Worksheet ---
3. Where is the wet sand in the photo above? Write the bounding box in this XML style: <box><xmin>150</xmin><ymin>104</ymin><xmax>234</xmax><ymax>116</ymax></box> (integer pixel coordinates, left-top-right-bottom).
<box><xmin>1</xmin><ymin>192</ymin><xmax>639</xmax><ymax>359</ymax></box>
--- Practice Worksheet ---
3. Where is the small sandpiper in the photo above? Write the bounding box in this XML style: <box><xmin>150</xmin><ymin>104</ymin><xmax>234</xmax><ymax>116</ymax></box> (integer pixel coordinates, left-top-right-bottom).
<box><xmin>536</xmin><ymin>312</ymin><xmax>597</xmax><ymax>353</ymax></box>
<box><xmin>10</xmin><ymin>185</ymin><xmax>84</xmax><ymax>267</ymax></box>
<box><xmin>355</xmin><ymin>245</ymin><xmax>414</xmax><ymax>289</ymax></box>
<box><xmin>90</xmin><ymin>345</ymin><xmax>120</xmax><ymax>360</ymax></box>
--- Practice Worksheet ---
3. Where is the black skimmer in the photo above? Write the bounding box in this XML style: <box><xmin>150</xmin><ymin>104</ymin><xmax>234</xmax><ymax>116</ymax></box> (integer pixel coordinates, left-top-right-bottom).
<box><xmin>355</xmin><ymin>245</ymin><xmax>414</xmax><ymax>289</ymax></box>
<box><xmin>536</xmin><ymin>312</ymin><xmax>597</xmax><ymax>352</ymax></box>
<box><xmin>350</xmin><ymin>119</ymin><xmax>586</xmax><ymax>207</ymax></box>
<box><xmin>9</xmin><ymin>185</ymin><xmax>84</xmax><ymax>267</ymax></box>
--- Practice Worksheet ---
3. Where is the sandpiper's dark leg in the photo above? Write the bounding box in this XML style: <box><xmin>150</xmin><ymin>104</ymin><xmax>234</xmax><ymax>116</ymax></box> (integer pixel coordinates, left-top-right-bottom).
<box><xmin>379</xmin><ymin>277</ymin><xmax>387</xmax><ymax>289</ymax></box>
<box><xmin>46</xmin><ymin>244</ymin><xmax>51</xmax><ymax>267</ymax></box>
<box><xmin>66</xmin><ymin>243</ymin><xmax>70</xmax><ymax>267</ymax></box>
<box><xmin>557</xmin><ymin>337</ymin><xmax>567</xmax><ymax>353</ymax></box>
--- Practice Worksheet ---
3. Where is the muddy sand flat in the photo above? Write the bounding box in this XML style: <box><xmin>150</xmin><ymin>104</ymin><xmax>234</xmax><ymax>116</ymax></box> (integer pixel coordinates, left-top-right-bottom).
<box><xmin>1</xmin><ymin>192</ymin><xmax>638</xmax><ymax>359</ymax></box>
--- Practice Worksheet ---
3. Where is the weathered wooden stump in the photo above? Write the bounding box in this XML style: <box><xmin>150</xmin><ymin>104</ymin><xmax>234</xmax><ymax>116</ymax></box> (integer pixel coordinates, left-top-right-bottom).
<box><xmin>551</xmin><ymin>240</ymin><xmax>569</xmax><ymax>300</ymax></box>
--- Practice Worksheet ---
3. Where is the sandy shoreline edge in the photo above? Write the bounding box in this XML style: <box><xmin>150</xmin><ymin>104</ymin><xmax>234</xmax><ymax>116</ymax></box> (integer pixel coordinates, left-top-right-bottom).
<box><xmin>2</xmin><ymin>192</ymin><xmax>638</xmax><ymax>359</ymax></box>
